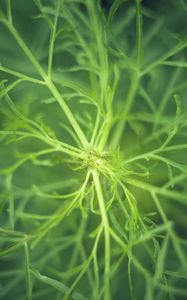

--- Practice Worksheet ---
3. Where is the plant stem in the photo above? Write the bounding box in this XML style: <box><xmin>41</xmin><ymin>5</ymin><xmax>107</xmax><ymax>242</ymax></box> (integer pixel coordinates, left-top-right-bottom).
<box><xmin>6</xmin><ymin>174</ymin><xmax>14</xmax><ymax>230</ymax></box>
<box><xmin>0</xmin><ymin>66</ymin><xmax>46</xmax><ymax>85</ymax></box>
<box><xmin>6</xmin><ymin>0</ymin><xmax>12</xmax><ymax>24</ymax></box>
<box><xmin>125</xmin><ymin>178</ymin><xmax>187</xmax><ymax>205</ymax></box>
<box><xmin>24</xmin><ymin>242</ymin><xmax>32</xmax><ymax>300</ymax></box>
<box><xmin>62</xmin><ymin>225</ymin><xmax>103</xmax><ymax>300</ymax></box>
<box><xmin>111</xmin><ymin>71</ymin><xmax>139</xmax><ymax>148</ymax></box>
<box><xmin>46</xmin><ymin>79</ymin><xmax>89</xmax><ymax>147</ymax></box>
<box><xmin>90</xmin><ymin>109</ymin><xmax>101</xmax><ymax>146</ymax></box>
<box><xmin>142</xmin><ymin>37</ymin><xmax>187</xmax><ymax>75</ymax></box>
<box><xmin>152</xmin><ymin>193</ymin><xmax>187</xmax><ymax>268</ymax></box>
<box><xmin>135</xmin><ymin>0</ymin><xmax>143</xmax><ymax>66</ymax></box>
<box><xmin>48</xmin><ymin>0</ymin><xmax>60</xmax><ymax>80</ymax></box>
<box><xmin>6</xmin><ymin>23</ymin><xmax>46</xmax><ymax>79</ymax></box>
<box><xmin>98</xmin><ymin>113</ymin><xmax>112</xmax><ymax>151</ymax></box>
<box><xmin>5</xmin><ymin>22</ymin><xmax>89</xmax><ymax>147</ymax></box>
<box><xmin>92</xmin><ymin>169</ymin><xmax>111</xmax><ymax>300</ymax></box>
<box><xmin>110</xmin><ymin>0</ymin><xmax>142</xmax><ymax>148</ymax></box>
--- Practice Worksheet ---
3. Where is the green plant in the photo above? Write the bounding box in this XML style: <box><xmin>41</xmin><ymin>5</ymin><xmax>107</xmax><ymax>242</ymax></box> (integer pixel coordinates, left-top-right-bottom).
<box><xmin>0</xmin><ymin>0</ymin><xmax>187</xmax><ymax>299</ymax></box>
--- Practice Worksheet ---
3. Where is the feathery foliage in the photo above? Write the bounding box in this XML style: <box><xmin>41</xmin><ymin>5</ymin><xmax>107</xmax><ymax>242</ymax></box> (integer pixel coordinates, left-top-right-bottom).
<box><xmin>0</xmin><ymin>0</ymin><xmax>187</xmax><ymax>299</ymax></box>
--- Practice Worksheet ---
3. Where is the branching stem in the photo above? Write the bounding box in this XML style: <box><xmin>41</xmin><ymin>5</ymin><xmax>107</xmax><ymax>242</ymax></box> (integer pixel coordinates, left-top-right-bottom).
<box><xmin>4</xmin><ymin>21</ymin><xmax>89</xmax><ymax>147</ymax></box>
<box><xmin>48</xmin><ymin>0</ymin><xmax>61</xmax><ymax>80</ymax></box>
<box><xmin>92</xmin><ymin>169</ymin><xmax>111</xmax><ymax>300</ymax></box>
<box><xmin>111</xmin><ymin>71</ymin><xmax>140</xmax><ymax>147</ymax></box>
<box><xmin>135</xmin><ymin>0</ymin><xmax>143</xmax><ymax>66</ymax></box>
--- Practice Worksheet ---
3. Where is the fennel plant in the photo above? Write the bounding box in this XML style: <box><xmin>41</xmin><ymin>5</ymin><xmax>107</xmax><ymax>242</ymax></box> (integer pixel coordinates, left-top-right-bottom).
<box><xmin>0</xmin><ymin>0</ymin><xmax>187</xmax><ymax>299</ymax></box>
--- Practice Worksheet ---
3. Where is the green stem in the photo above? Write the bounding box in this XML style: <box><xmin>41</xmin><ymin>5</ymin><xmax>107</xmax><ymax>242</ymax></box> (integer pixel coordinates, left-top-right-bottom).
<box><xmin>97</xmin><ymin>113</ymin><xmax>112</xmax><ymax>151</ymax></box>
<box><xmin>24</xmin><ymin>242</ymin><xmax>32</xmax><ymax>300</ymax></box>
<box><xmin>62</xmin><ymin>225</ymin><xmax>103</xmax><ymax>300</ymax></box>
<box><xmin>48</xmin><ymin>0</ymin><xmax>60</xmax><ymax>79</ymax></box>
<box><xmin>6</xmin><ymin>0</ymin><xmax>12</xmax><ymax>24</ymax></box>
<box><xmin>31</xmin><ymin>171</ymin><xmax>91</xmax><ymax>248</ymax></box>
<box><xmin>6</xmin><ymin>174</ymin><xmax>14</xmax><ymax>230</ymax></box>
<box><xmin>47</xmin><ymin>80</ymin><xmax>88</xmax><ymax>147</ymax></box>
<box><xmin>152</xmin><ymin>193</ymin><xmax>187</xmax><ymax>268</ymax></box>
<box><xmin>111</xmin><ymin>72</ymin><xmax>139</xmax><ymax>148</ymax></box>
<box><xmin>92</xmin><ymin>169</ymin><xmax>111</xmax><ymax>300</ymax></box>
<box><xmin>110</xmin><ymin>0</ymin><xmax>142</xmax><ymax>148</ymax></box>
<box><xmin>90</xmin><ymin>109</ymin><xmax>101</xmax><ymax>146</ymax></box>
<box><xmin>142</xmin><ymin>38</ymin><xmax>187</xmax><ymax>75</ymax></box>
<box><xmin>6</xmin><ymin>23</ymin><xmax>46</xmax><ymax>79</ymax></box>
<box><xmin>123</xmin><ymin>143</ymin><xmax>187</xmax><ymax>166</ymax></box>
<box><xmin>5</xmin><ymin>22</ymin><xmax>89</xmax><ymax>147</ymax></box>
<box><xmin>0</xmin><ymin>66</ymin><xmax>46</xmax><ymax>85</ymax></box>
<box><xmin>135</xmin><ymin>0</ymin><xmax>143</xmax><ymax>66</ymax></box>
<box><xmin>125</xmin><ymin>178</ymin><xmax>187</xmax><ymax>205</ymax></box>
